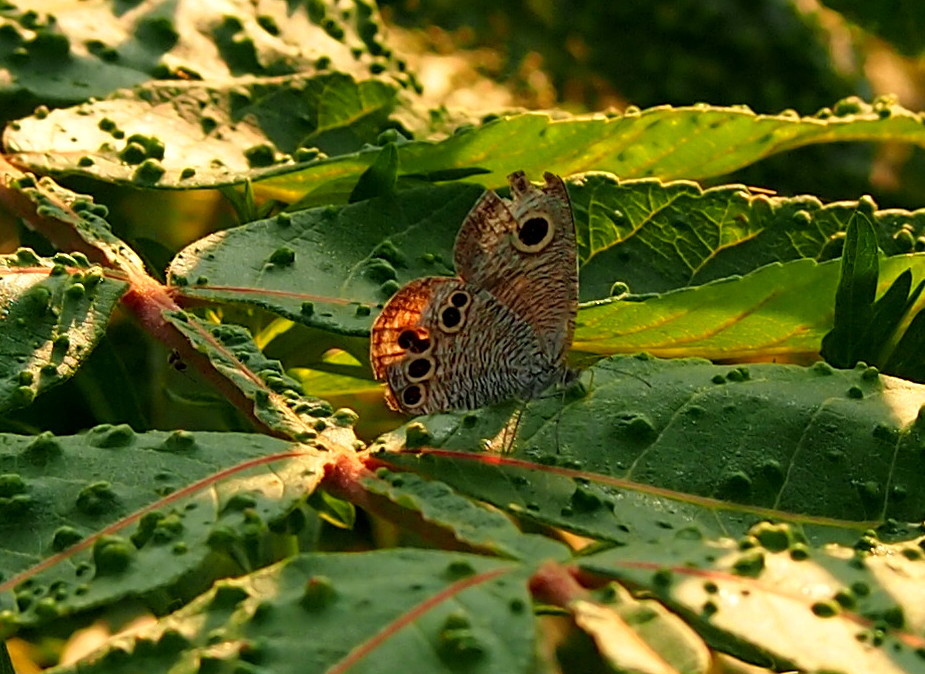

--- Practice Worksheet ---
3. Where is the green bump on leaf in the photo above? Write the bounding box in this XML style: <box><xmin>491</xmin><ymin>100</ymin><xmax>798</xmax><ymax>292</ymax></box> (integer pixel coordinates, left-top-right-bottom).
<box><xmin>119</xmin><ymin>141</ymin><xmax>147</xmax><ymax>165</ymax></box>
<box><xmin>52</xmin><ymin>526</ymin><xmax>83</xmax><ymax>552</ymax></box>
<box><xmin>732</xmin><ymin>549</ymin><xmax>765</xmax><ymax>577</ymax></box>
<box><xmin>0</xmin><ymin>473</ymin><xmax>26</xmax><ymax>498</ymax></box>
<box><xmin>811</xmin><ymin>600</ymin><xmax>840</xmax><ymax>617</ymax></box>
<box><xmin>570</xmin><ymin>484</ymin><xmax>603</xmax><ymax>513</ymax></box>
<box><xmin>211</xmin><ymin>583</ymin><xmax>250</xmax><ymax>610</ymax></box>
<box><xmin>752</xmin><ymin>522</ymin><xmax>793</xmax><ymax>553</ymax></box>
<box><xmin>445</xmin><ymin>559</ymin><xmax>476</xmax><ymax>580</ymax></box>
<box><xmin>162</xmin><ymin>429</ymin><xmax>197</xmax><ymax>452</ymax></box>
<box><xmin>244</xmin><ymin>144</ymin><xmax>276</xmax><ymax>168</ymax></box>
<box><xmin>268</xmin><ymin>246</ymin><xmax>296</xmax><ymax>266</ymax></box>
<box><xmin>76</xmin><ymin>481</ymin><xmax>118</xmax><ymax>515</ymax></box>
<box><xmin>301</xmin><ymin>575</ymin><xmax>337</xmax><ymax>612</ymax></box>
<box><xmin>133</xmin><ymin>159</ymin><xmax>165</xmax><ymax>183</ymax></box>
<box><xmin>88</xmin><ymin>423</ymin><xmax>135</xmax><ymax>448</ymax></box>
<box><xmin>404</xmin><ymin>422</ymin><xmax>431</xmax><ymax>449</ymax></box>
<box><xmin>136</xmin><ymin>15</ymin><xmax>179</xmax><ymax>49</ymax></box>
<box><xmin>93</xmin><ymin>535</ymin><xmax>135</xmax><ymax>575</ymax></box>
<box><xmin>332</xmin><ymin>407</ymin><xmax>359</xmax><ymax>427</ymax></box>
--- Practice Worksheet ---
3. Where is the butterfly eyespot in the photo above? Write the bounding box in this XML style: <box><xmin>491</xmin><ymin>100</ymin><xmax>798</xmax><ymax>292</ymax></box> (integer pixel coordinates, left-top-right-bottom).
<box><xmin>397</xmin><ymin>329</ymin><xmax>431</xmax><ymax>354</ymax></box>
<box><xmin>450</xmin><ymin>291</ymin><xmax>470</xmax><ymax>308</ymax></box>
<box><xmin>439</xmin><ymin>306</ymin><xmax>463</xmax><ymax>332</ymax></box>
<box><xmin>405</xmin><ymin>356</ymin><xmax>433</xmax><ymax>381</ymax></box>
<box><xmin>401</xmin><ymin>384</ymin><xmax>425</xmax><ymax>408</ymax></box>
<box><xmin>514</xmin><ymin>215</ymin><xmax>555</xmax><ymax>253</ymax></box>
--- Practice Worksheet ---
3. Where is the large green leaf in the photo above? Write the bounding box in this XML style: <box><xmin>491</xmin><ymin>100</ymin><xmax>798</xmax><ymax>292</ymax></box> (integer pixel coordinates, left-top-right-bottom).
<box><xmin>373</xmin><ymin>355</ymin><xmax>925</xmax><ymax>545</ymax></box>
<box><xmin>0</xmin><ymin>430</ymin><xmax>329</xmax><ymax>636</ymax></box>
<box><xmin>0</xmin><ymin>250</ymin><xmax>127</xmax><ymax>413</ymax></box>
<box><xmin>167</xmin><ymin>183</ymin><xmax>482</xmax><ymax>336</ymax></box>
<box><xmin>48</xmin><ymin>549</ymin><xmax>535</xmax><ymax>674</ymax></box>
<box><xmin>166</xmin><ymin>174</ymin><xmax>925</xmax><ymax>362</ymax></box>
<box><xmin>0</xmin><ymin>0</ymin><xmax>409</xmax><ymax>120</ymax></box>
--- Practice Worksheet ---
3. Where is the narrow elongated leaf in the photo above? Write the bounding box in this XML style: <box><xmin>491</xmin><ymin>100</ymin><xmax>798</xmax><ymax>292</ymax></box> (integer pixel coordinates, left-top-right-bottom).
<box><xmin>0</xmin><ymin>250</ymin><xmax>127</xmax><ymax>412</ymax></box>
<box><xmin>373</xmin><ymin>355</ymin><xmax>925</xmax><ymax>545</ymax></box>
<box><xmin>821</xmin><ymin>211</ymin><xmax>879</xmax><ymax>367</ymax></box>
<box><xmin>49</xmin><ymin>550</ymin><xmax>535</xmax><ymax>674</ymax></box>
<box><xmin>0</xmin><ymin>430</ymin><xmax>329</xmax><ymax>636</ymax></box>
<box><xmin>578</xmin><ymin>529</ymin><xmax>925</xmax><ymax>672</ymax></box>
<box><xmin>253</xmin><ymin>99</ymin><xmax>925</xmax><ymax>202</ymax></box>
<box><xmin>161</xmin><ymin>313</ymin><xmax>359</xmax><ymax>445</ymax></box>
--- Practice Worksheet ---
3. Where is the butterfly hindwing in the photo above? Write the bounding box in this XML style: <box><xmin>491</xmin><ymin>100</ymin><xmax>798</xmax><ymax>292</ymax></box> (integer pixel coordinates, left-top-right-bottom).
<box><xmin>369</xmin><ymin>277</ymin><xmax>561</xmax><ymax>414</ymax></box>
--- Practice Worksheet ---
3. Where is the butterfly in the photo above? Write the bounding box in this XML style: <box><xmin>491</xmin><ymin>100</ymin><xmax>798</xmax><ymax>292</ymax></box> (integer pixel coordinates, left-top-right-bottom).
<box><xmin>369</xmin><ymin>171</ymin><xmax>577</xmax><ymax>415</ymax></box>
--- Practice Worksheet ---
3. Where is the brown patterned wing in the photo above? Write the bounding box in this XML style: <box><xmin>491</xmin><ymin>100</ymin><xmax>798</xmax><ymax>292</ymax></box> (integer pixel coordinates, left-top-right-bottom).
<box><xmin>453</xmin><ymin>172</ymin><xmax>577</xmax><ymax>364</ymax></box>
<box><xmin>369</xmin><ymin>276</ymin><xmax>564</xmax><ymax>415</ymax></box>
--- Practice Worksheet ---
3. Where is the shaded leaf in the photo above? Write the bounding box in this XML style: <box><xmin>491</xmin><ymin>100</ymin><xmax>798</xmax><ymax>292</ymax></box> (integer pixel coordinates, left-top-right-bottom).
<box><xmin>349</xmin><ymin>142</ymin><xmax>399</xmax><ymax>203</ymax></box>
<box><xmin>167</xmin><ymin>183</ymin><xmax>482</xmax><ymax>336</ymax></box>
<box><xmin>49</xmin><ymin>550</ymin><xmax>535</xmax><ymax>674</ymax></box>
<box><xmin>0</xmin><ymin>430</ymin><xmax>328</xmax><ymax>636</ymax></box>
<box><xmin>821</xmin><ymin>210</ymin><xmax>880</xmax><ymax>368</ymax></box>
<box><xmin>0</xmin><ymin>250</ymin><xmax>127</xmax><ymax>412</ymax></box>
<box><xmin>571</xmin><ymin>174</ymin><xmax>925</xmax><ymax>297</ymax></box>
<box><xmin>356</xmin><ymin>467</ymin><xmax>569</xmax><ymax>562</ymax></box>
<box><xmin>161</xmin><ymin>313</ymin><xmax>358</xmax><ymax>445</ymax></box>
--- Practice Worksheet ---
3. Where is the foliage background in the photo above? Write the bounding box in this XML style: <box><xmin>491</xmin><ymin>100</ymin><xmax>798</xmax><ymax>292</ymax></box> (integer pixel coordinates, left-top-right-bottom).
<box><xmin>4</xmin><ymin>0</ymin><xmax>925</xmax><ymax>671</ymax></box>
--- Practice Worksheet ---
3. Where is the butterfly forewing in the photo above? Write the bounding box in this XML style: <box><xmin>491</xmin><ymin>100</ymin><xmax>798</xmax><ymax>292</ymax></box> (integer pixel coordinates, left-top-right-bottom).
<box><xmin>453</xmin><ymin>172</ymin><xmax>577</xmax><ymax>363</ymax></box>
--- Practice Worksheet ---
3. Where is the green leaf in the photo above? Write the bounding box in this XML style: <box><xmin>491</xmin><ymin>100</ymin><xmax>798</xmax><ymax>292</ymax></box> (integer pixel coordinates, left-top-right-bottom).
<box><xmin>254</xmin><ymin>99</ymin><xmax>925</xmax><ymax>202</ymax></box>
<box><xmin>820</xmin><ymin>210</ymin><xmax>879</xmax><ymax>368</ymax></box>
<box><xmin>884</xmin><ymin>309</ymin><xmax>925</xmax><ymax>383</ymax></box>
<box><xmin>0</xmin><ymin>251</ymin><xmax>127</xmax><ymax>413</ymax></box>
<box><xmin>161</xmin><ymin>313</ymin><xmax>358</xmax><ymax>444</ymax></box>
<box><xmin>167</xmin><ymin>183</ymin><xmax>482</xmax><ymax>336</ymax></box>
<box><xmin>575</xmin><ymin>254</ymin><xmax>925</xmax><ymax>362</ymax></box>
<box><xmin>349</xmin><ymin>142</ymin><xmax>399</xmax><ymax>203</ymax></box>
<box><xmin>357</xmin><ymin>468</ymin><xmax>569</xmax><ymax>562</ymax></box>
<box><xmin>571</xmin><ymin>174</ymin><xmax>925</xmax><ymax>297</ymax></box>
<box><xmin>0</xmin><ymin>168</ymin><xmax>147</xmax><ymax>274</ymax></box>
<box><xmin>575</xmin><ymin>584</ymin><xmax>711</xmax><ymax>674</ymax></box>
<box><xmin>4</xmin><ymin>73</ymin><xmax>401</xmax><ymax>188</ymax></box>
<box><xmin>0</xmin><ymin>430</ymin><xmax>328</xmax><ymax>636</ymax></box>
<box><xmin>0</xmin><ymin>0</ymin><xmax>411</xmax><ymax>119</ymax></box>
<box><xmin>48</xmin><ymin>550</ymin><xmax>535</xmax><ymax>674</ymax></box>
<box><xmin>373</xmin><ymin>355</ymin><xmax>925</xmax><ymax>545</ymax></box>
<box><xmin>578</xmin><ymin>529</ymin><xmax>925</xmax><ymax>672</ymax></box>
